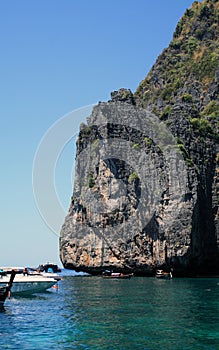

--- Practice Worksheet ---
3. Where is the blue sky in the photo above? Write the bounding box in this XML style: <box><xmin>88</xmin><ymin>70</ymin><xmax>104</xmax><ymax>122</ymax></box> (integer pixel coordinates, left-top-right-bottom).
<box><xmin>0</xmin><ymin>0</ymin><xmax>195</xmax><ymax>268</ymax></box>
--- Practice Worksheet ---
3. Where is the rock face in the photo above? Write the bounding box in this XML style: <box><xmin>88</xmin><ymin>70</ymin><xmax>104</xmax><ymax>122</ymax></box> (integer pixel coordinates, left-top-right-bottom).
<box><xmin>60</xmin><ymin>0</ymin><xmax>219</xmax><ymax>276</ymax></box>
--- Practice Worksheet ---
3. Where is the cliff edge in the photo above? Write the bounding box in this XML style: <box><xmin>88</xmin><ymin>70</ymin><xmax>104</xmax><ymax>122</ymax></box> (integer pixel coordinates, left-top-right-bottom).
<box><xmin>60</xmin><ymin>0</ymin><xmax>219</xmax><ymax>276</ymax></box>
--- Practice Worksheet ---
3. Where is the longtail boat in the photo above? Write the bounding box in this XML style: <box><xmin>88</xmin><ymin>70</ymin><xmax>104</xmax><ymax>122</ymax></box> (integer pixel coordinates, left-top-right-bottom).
<box><xmin>0</xmin><ymin>270</ymin><xmax>16</xmax><ymax>305</ymax></box>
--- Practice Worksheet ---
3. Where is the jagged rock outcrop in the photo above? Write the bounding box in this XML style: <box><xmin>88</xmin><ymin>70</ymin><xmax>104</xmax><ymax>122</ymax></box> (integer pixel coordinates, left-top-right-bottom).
<box><xmin>134</xmin><ymin>0</ymin><xmax>219</xmax><ymax>274</ymax></box>
<box><xmin>60</xmin><ymin>0</ymin><xmax>219</xmax><ymax>276</ymax></box>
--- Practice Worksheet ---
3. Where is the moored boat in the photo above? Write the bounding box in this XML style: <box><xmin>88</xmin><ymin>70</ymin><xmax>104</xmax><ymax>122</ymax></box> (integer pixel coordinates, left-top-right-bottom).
<box><xmin>0</xmin><ymin>270</ymin><xmax>16</xmax><ymax>305</ymax></box>
<box><xmin>37</xmin><ymin>263</ymin><xmax>61</xmax><ymax>273</ymax></box>
<box><xmin>0</xmin><ymin>269</ymin><xmax>58</xmax><ymax>296</ymax></box>
<box><xmin>26</xmin><ymin>267</ymin><xmax>62</xmax><ymax>281</ymax></box>
<box><xmin>155</xmin><ymin>269</ymin><xmax>173</xmax><ymax>280</ymax></box>
<box><xmin>102</xmin><ymin>271</ymin><xmax>134</xmax><ymax>279</ymax></box>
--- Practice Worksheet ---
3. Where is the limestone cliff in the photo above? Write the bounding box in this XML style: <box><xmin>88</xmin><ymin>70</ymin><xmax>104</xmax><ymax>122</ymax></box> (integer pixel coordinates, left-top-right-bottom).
<box><xmin>60</xmin><ymin>0</ymin><xmax>219</xmax><ymax>276</ymax></box>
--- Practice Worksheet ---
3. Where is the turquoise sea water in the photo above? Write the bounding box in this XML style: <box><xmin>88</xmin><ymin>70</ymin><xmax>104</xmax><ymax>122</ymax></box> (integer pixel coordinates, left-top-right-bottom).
<box><xmin>0</xmin><ymin>275</ymin><xmax>218</xmax><ymax>349</ymax></box>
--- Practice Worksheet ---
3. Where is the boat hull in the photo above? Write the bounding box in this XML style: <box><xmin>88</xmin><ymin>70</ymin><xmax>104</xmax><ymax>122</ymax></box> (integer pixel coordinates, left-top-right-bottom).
<box><xmin>102</xmin><ymin>273</ymin><xmax>134</xmax><ymax>279</ymax></box>
<box><xmin>0</xmin><ymin>274</ymin><xmax>57</xmax><ymax>296</ymax></box>
<box><xmin>102</xmin><ymin>275</ymin><xmax>132</xmax><ymax>279</ymax></box>
<box><xmin>155</xmin><ymin>270</ymin><xmax>172</xmax><ymax>280</ymax></box>
<box><xmin>0</xmin><ymin>287</ymin><xmax>8</xmax><ymax>304</ymax></box>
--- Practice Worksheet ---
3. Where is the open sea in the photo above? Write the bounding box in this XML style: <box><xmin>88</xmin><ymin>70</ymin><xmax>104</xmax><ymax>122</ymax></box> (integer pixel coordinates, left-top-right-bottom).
<box><xmin>0</xmin><ymin>272</ymin><xmax>218</xmax><ymax>350</ymax></box>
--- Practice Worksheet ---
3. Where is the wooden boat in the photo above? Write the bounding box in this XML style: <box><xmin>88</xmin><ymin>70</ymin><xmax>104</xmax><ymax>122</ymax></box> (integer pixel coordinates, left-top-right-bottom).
<box><xmin>0</xmin><ymin>270</ymin><xmax>16</xmax><ymax>305</ymax></box>
<box><xmin>155</xmin><ymin>269</ymin><xmax>172</xmax><ymax>280</ymax></box>
<box><xmin>102</xmin><ymin>271</ymin><xmax>134</xmax><ymax>279</ymax></box>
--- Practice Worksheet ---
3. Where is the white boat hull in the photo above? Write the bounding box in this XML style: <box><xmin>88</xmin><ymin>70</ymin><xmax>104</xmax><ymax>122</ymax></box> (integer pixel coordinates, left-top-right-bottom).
<box><xmin>0</xmin><ymin>274</ymin><xmax>57</xmax><ymax>296</ymax></box>
<box><xmin>155</xmin><ymin>270</ymin><xmax>173</xmax><ymax>280</ymax></box>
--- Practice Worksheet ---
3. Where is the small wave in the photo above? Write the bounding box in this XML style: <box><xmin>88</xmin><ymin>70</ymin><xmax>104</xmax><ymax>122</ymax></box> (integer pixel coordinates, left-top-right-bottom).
<box><xmin>60</xmin><ymin>269</ymin><xmax>90</xmax><ymax>277</ymax></box>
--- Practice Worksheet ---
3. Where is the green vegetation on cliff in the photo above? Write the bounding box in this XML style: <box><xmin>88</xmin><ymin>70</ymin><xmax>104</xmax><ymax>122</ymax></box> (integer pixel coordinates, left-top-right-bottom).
<box><xmin>60</xmin><ymin>0</ymin><xmax>219</xmax><ymax>276</ymax></box>
<box><xmin>135</xmin><ymin>0</ymin><xmax>219</xmax><ymax>139</ymax></box>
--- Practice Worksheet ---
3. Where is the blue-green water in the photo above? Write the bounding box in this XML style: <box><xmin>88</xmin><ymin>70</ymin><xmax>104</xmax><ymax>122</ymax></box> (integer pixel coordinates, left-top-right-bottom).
<box><xmin>0</xmin><ymin>276</ymin><xmax>218</xmax><ymax>349</ymax></box>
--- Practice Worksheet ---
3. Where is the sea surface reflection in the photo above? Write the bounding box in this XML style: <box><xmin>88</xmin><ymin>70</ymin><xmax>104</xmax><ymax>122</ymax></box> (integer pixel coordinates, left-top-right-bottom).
<box><xmin>0</xmin><ymin>275</ymin><xmax>218</xmax><ymax>349</ymax></box>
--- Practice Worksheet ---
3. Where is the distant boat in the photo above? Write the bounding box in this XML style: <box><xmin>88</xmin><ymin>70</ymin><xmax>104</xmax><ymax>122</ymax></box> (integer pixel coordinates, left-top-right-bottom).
<box><xmin>0</xmin><ymin>270</ymin><xmax>16</xmax><ymax>305</ymax></box>
<box><xmin>37</xmin><ymin>263</ymin><xmax>61</xmax><ymax>273</ymax></box>
<box><xmin>27</xmin><ymin>266</ymin><xmax>62</xmax><ymax>281</ymax></box>
<box><xmin>102</xmin><ymin>271</ymin><xmax>134</xmax><ymax>279</ymax></box>
<box><xmin>0</xmin><ymin>269</ymin><xmax>58</xmax><ymax>296</ymax></box>
<box><xmin>155</xmin><ymin>269</ymin><xmax>173</xmax><ymax>280</ymax></box>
